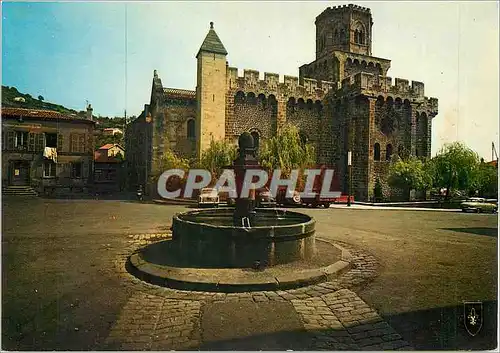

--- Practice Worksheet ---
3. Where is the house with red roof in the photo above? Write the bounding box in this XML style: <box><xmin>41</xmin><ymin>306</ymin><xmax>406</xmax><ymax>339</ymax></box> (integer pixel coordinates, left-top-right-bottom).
<box><xmin>93</xmin><ymin>143</ymin><xmax>125</xmax><ymax>193</ymax></box>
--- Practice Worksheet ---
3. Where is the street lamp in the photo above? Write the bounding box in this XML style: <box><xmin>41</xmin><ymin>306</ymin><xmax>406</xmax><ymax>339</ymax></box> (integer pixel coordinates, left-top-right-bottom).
<box><xmin>347</xmin><ymin>151</ymin><xmax>352</xmax><ymax>207</ymax></box>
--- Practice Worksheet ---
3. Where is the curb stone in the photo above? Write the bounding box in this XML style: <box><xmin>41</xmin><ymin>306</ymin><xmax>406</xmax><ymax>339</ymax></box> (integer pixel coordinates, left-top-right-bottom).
<box><xmin>103</xmin><ymin>236</ymin><xmax>412</xmax><ymax>350</ymax></box>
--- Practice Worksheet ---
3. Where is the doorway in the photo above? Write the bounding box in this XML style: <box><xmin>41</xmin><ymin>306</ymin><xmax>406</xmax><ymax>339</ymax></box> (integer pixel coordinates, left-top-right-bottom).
<box><xmin>9</xmin><ymin>161</ymin><xmax>30</xmax><ymax>186</ymax></box>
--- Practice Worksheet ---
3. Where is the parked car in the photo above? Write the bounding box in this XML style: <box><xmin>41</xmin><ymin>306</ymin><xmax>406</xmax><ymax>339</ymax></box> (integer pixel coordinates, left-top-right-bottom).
<box><xmin>256</xmin><ymin>187</ymin><xmax>277</xmax><ymax>208</ymax></box>
<box><xmin>460</xmin><ymin>198</ymin><xmax>497</xmax><ymax>213</ymax></box>
<box><xmin>198</xmin><ymin>188</ymin><xmax>219</xmax><ymax>208</ymax></box>
<box><xmin>276</xmin><ymin>187</ymin><xmax>301</xmax><ymax>206</ymax></box>
<box><xmin>224</xmin><ymin>187</ymin><xmax>276</xmax><ymax>207</ymax></box>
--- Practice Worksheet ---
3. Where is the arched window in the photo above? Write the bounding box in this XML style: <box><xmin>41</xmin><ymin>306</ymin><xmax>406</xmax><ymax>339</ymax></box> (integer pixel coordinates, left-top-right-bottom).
<box><xmin>235</xmin><ymin>91</ymin><xmax>245</xmax><ymax>104</ymax></box>
<box><xmin>315</xmin><ymin>100</ymin><xmax>323</xmax><ymax>116</ymax></box>
<box><xmin>386</xmin><ymin>144</ymin><xmax>393</xmax><ymax>161</ymax></box>
<box><xmin>287</xmin><ymin>97</ymin><xmax>296</xmax><ymax>114</ymax></box>
<box><xmin>250</xmin><ymin>130</ymin><xmax>260</xmax><ymax>152</ymax></box>
<box><xmin>353</xmin><ymin>22</ymin><xmax>366</xmax><ymax>44</ymax></box>
<box><xmin>247</xmin><ymin>92</ymin><xmax>256</xmax><ymax>105</ymax></box>
<box><xmin>374</xmin><ymin>143</ymin><xmax>381</xmax><ymax>161</ymax></box>
<box><xmin>187</xmin><ymin>119</ymin><xmax>195</xmax><ymax>139</ymax></box>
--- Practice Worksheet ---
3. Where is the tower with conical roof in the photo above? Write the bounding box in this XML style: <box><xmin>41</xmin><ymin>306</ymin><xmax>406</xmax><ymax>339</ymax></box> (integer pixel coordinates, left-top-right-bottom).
<box><xmin>196</xmin><ymin>21</ymin><xmax>228</xmax><ymax>157</ymax></box>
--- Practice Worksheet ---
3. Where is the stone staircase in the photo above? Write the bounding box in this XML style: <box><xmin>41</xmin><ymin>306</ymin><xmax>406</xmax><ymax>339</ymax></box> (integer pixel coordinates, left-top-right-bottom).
<box><xmin>2</xmin><ymin>185</ymin><xmax>39</xmax><ymax>197</ymax></box>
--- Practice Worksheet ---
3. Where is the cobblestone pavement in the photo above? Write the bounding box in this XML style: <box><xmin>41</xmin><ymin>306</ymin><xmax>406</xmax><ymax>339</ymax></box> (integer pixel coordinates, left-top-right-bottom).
<box><xmin>4</xmin><ymin>199</ymin><xmax>495</xmax><ymax>350</ymax></box>
<box><xmin>104</xmin><ymin>293</ymin><xmax>201</xmax><ymax>350</ymax></box>
<box><xmin>98</xmin><ymin>233</ymin><xmax>412</xmax><ymax>350</ymax></box>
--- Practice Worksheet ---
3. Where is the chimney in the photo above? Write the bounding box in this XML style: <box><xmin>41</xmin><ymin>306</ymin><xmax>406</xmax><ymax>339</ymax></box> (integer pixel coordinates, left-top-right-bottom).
<box><xmin>86</xmin><ymin>104</ymin><xmax>93</xmax><ymax>121</ymax></box>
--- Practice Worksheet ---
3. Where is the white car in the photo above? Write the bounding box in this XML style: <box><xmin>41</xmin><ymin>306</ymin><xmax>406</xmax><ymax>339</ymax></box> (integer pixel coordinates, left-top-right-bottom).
<box><xmin>198</xmin><ymin>188</ymin><xmax>219</xmax><ymax>208</ymax></box>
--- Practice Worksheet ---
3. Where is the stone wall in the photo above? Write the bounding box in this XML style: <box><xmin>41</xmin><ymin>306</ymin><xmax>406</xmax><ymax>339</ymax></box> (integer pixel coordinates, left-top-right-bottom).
<box><xmin>225</xmin><ymin>68</ymin><xmax>335</xmax><ymax>162</ymax></box>
<box><xmin>125</xmin><ymin>113</ymin><xmax>153</xmax><ymax>189</ymax></box>
<box><xmin>228</xmin><ymin>91</ymin><xmax>277</xmax><ymax>142</ymax></box>
<box><xmin>156</xmin><ymin>103</ymin><xmax>196</xmax><ymax>159</ymax></box>
<box><xmin>415</xmin><ymin>111</ymin><xmax>430</xmax><ymax>158</ymax></box>
<box><xmin>369</xmin><ymin>97</ymin><xmax>412</xmax><ymax>200</ymax></box>
<box><xmin>329</xmin><ymin>97</ymin><xmax>370</xmax><ymax>201</ymax></box>
<box><xmin>286</xmin><ymin>98</ymin><xmax>326</xmax><ymax>163</ymax></box>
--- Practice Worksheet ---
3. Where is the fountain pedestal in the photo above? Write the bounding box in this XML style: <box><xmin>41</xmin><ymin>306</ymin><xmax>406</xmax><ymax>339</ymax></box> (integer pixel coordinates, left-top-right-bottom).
<box><xmin>232</xmin><ymin>133</ymin><xmax>260</xmax><ymax>227</ymax></box>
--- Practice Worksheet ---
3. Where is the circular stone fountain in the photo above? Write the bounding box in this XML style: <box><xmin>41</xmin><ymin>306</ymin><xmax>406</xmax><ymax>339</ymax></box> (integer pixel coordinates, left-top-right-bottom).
<box><xmin>172</xmin><ymin>208</ymin><xmax>316</xmax><ymax>268</ymax></box>
<box><xmin>128</xmin><ymin>133</ymin><xmax>351</xmax><ymax>292</ymax></box>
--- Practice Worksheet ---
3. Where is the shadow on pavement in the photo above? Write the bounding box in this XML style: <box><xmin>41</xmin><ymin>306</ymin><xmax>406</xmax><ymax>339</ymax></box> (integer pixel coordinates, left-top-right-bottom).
<box><xmin>441</xmin><ymin>227</ymin><xmax>498</xmax><ymax>237</ymax></box>
<box><xmin>199</xmin><ymin>301</ymin><xmax>497</xmax><ymax>351</ymax></box>
<box><xmin>384</xmin><ymin>300</ymin><xmax>497</xmax><ymax>350</ymax></box>
<box><xmin>200</xmin><ymin>300</ymin><xmax>312</xmax><ymax>351</ymax></box>
<box><xmin>200</xmin><ymin>329</ymin><xmax>312</xmax><ymax>351</ymax></box>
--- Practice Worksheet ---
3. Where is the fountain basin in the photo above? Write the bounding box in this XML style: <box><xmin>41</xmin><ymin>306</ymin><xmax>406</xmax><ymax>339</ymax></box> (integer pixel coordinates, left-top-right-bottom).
<box><xmin>172</xmin><ymin>208</ymin><xmax>316</xmax><ymax>268</ymax></box>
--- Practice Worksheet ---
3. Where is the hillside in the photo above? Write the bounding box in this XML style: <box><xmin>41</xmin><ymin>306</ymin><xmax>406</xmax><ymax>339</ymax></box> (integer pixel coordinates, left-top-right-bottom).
<box><xmin>2</xmin><ymin>85</ymin><xmax>84</xmax><ymax>116</ymax></box>
<box><xmin>1</xmin><ymin>86</ymin><xmax>128</xmax><ymax>128</ymax></box>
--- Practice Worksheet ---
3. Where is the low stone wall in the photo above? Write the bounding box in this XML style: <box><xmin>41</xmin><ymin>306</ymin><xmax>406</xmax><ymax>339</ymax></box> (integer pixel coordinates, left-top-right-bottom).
<box><xmin>172</xmin><ymin>209</ymin><xmax>316</xmax><ymax>268</ymax></box>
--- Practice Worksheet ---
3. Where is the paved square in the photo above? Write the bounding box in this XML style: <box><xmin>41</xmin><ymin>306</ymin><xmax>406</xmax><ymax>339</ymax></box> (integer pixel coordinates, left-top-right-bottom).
<box><xmin>2</xmin><ymin>197</ymin><xmax>497</xmax><ymax>350</ymax></box>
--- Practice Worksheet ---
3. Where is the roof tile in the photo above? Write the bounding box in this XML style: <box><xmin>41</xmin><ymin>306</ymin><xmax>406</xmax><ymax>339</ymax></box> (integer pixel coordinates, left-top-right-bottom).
<box><xmin>163</xmin><ymin>88</ymin><xmax>196</xmax><ymax>99</ymax></box>
<box><xmin>197</xmin><ymin>24</ymin><xmax>227</xmax><ymax>57</ymax></box>
<box><xmin>1</xmin><ymin>107</ymin><xmax>93</xmax><ymax>123</ymax></box>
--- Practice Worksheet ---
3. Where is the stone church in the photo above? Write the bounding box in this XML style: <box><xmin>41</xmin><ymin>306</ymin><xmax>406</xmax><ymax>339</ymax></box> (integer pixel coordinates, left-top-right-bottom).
<box><xmin>126</xmin><ymin>4</ymin><xmax>438</xmax><ymax>201</ymax></box>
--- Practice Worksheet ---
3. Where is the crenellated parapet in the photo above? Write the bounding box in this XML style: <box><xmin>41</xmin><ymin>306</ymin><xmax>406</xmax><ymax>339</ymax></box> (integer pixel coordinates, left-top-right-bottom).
<box><xmin>335</xmin><ymin>72</ymin><xmax>438</xmax><ymax>118</ymax></box>
<box><xmin>338</xmin><ymin>72</ymin><xmax>427</xmax><ymax>99</ymax></box>
<box><xmin>424</xmin><ymin>97</ymin><xmax>439</xmax><ymax>117</ymax></box>
<box><xmin>227</xmin><ymin>66</ymin><xmax>336</xmax><ymax>101</ymax></box>
<box><xmin>316</xmin><ymin>4</ymin><xmax>370</xmax><ymax>22</ymax></box>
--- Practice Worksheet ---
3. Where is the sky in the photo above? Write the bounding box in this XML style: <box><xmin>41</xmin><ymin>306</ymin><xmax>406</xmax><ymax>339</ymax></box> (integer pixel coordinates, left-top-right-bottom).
<box><xmin>2</xmin><ymin>1</ymin><xmax>499</xmax><ymax>160</ymax></box>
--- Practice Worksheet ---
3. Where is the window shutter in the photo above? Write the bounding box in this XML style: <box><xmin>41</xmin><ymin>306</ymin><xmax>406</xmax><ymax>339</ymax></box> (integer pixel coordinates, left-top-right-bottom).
<box><xmin>78</xmin><ymin>134</ymin><xmax>85</xmax><ymax>153</ymax></box>
<box><xmin>29</xmin><ymin>132</ymin><xmax>36</xmax><ymax>152</ymax></box>
<box><xmin>35</xmin><ymin>134</ymin><xmax>44</xmax><ymax>152</ymax></box>
<box><xmin>57</xmin><ymin>134</ymin><xmax>64</xmax><ymax>152</ymax></box>
<box><xmin>83</xmin><ymin>134</ymin><xmax>87</xmax><ymax>153</ymax></box>
<box><xmin>7</xmin><ymin>131</ymin><xmax>15</xmax><ymax>150</ymax></box>
<box><xmin>70</xmin><ymin>134</ymin><xmax>77</xmax><ymax>153</ymax></box>
<box><xmin>87</xmin><ymin>134</ymin><xmax>93</xmax><ymax>154</ymax></box>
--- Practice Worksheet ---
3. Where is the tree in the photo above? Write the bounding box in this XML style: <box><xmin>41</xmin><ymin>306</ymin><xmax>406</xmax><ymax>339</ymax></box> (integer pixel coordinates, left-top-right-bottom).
<box><xmin>373</xmin><ymin>178</ymin><xmax>383</xmax><ymax>202</ymax></box>
<box><xmin>429</xmin><ymin>142</ymin><xmax>480</xmax><ymax>199</ymax></box>
<box><xmin>473</xmin><ymin>162</ymin><xmax>498</xmax><ymax>198</ymax></box>
<box><xmin>258</xmin><ymin>124</ymin><xmax>316</xmax><ymax>189</ymax></box>
<box><xmin>198</xmin><ymin>139</ymin><xmax>237</xmax><ymax>179</ymax></box>
<box><xmin>38</xmin><ymin>95</ymin><xmax>44</xmax><ymax>101</ymax></box>
<box><xmin>149</xmin><ymin>150</ymin><xmax>191</xmax><ymax>193</ymax></box>
<box><xmin>388</xmin><ymin>156</ymin><xmax>432</xmax><ymax>200</ymax></box>
<box><xmin>153</xmin><ymin>150</ymin><xmax>190</xmax><ymax>174</ymax></box>
<box><xmin>94</xmin><ymin>132</ymin><xmax>123</xmax><ymax>150</ymax></box>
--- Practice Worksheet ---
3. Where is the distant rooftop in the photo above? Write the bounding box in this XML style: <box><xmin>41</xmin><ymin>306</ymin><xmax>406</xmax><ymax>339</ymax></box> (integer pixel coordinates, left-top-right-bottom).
<box><xmin>164</xmin><ymin>87</ymin><xmax>196</xmax><ymax>99</ymax></box>
<box><xmin>1</xmin><ymin>107</ymin><xmax>94</xmax><ymax>124</ymax></box>
<box><xmin>98</xmin><ymin>143</ymin><xmax>124</xmax><ymax>150</ymax></box>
